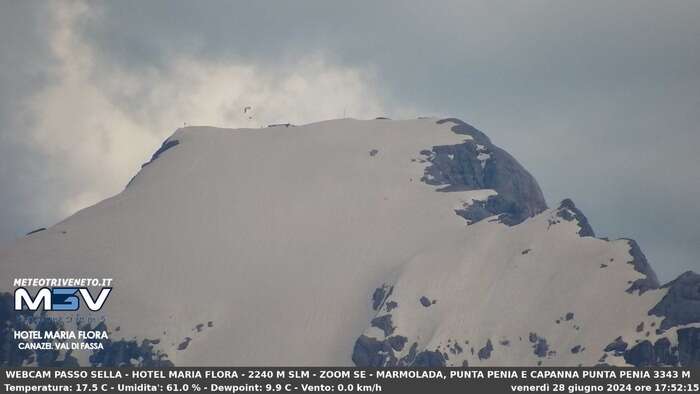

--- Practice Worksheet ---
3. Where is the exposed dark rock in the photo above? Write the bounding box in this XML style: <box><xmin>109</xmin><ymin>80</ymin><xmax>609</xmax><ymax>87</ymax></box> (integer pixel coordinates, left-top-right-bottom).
<box><xmin>352</xmin><ymin>336</ymin><xmax>434</xmax><ymax>367</ymax></box>
<box><xmin>478</xmin><ymin>340</ymin><xmax>494</xmax><ymax>360</ymax></box>
<box><xmin>143</xmin><ymin>139</ymin><xmax>179</xmax><ymax>167</ymax></box>
<box><xmin>385</xmin><ymin>301</ymin><xmax>398</xmax><ymax>312</ymax></box>
<box><xmin>387</xmin><ymin>336</ymin><xmax>407</xmax><ymax>352</ymax></box>
<box><xmin>677</xmin><ymin>327</ymin><xmax>700</xmax><ymax>367</ymax></box>
<box><xmin>654</xmin><ymin>337</ymin><xmax>678</xmax><ymax>366</ymax></box>
<box><xmin>177</xmin><ymin>337</ymin><xmax>191</xmax><ymax>351</ymax></box>
<box><xmin>372</xmin><ymin>285</ymin><xmax>392</xmax><ymax>311</ymax></box>
<box><xmin>26</xmin><ymin>228</ymin><xmax>46</xmax><ymax>236</ymax></box>
<box><xmin>604</xmin><ymin>337</ymin><xmax>628</xmax><ymax>355</ymax></box>
<box><xmin>34</xmin><ymin>317</ymin><xmax>59</xmax><ymax>366</ymax></box>
<box><xmin>565</xmin><ymin>312</ymin><xmax>574</xmax><ymax>321</ymax></box>
<box><xmin>400</xmin><ymin>343</ymin><xmax>419</xmax><ymax>366</ymax></box>
<box><xmin>369</xmin><ymin>149</ymin><xmax>379</xmax><ymax>157</ymax></box>
<box><xmin>0</xmin><ymin>293</ymin><xmax>34</xmax><ymax>366</ymax></box>
<box><xmin>556</xmin><ymin>199</ymin><xmax>595</xmax><ymax>237</ymax></box>
<box><xmin>420</xmin><ymin>142</ymin><xmax>482</xmax><ymax>192</ymax></box>
<box><xmin>352</xmin><ymin>335</ymin><xmax>386</xmax><ymax>367</ymax></box>
<box><xmin>413</xmin><ymin>350</ymin><xmax>446</xmax><ymax>367</ymax></box>
<box><xmin>649</xmin><ymin>271</ymin><xmax>700</xmax><ymax>329</ymax></box>
<box><xmin>419</xmin><ymin>296</ymin><xmax>432</xmax><ymax>307</ymax></box>
<box><xmin>77</xmin><ymin>321</ymin><xmax>171</xmax><ymax>367</ymax></box>
<box><xmin>624</xmin><ymin>239</ymin><xmax>661</xmax><ymax>295</ymax></box>
<box><xmin>126</xmin><ymin>137</ymin><xmax>181</xmax><ymax>188</ymax></box>
<box><xmin>622</xmin><ymin>334</ymin><xmax>690</xmax><ymax>367</ymax></box>
<box><xmin>454</xmin><ymin>201</ymin><xmax>493</xmax><ymax>224</ymax></box>
<box><xmin>547</xmin><ymin>218</ymin><xmax>561</xmax><ymax>229</ymax></box>
<box><xmin>624</xmin><ymin>340</ymin><xmax>654</xmax><ymax>367</ymax></box>
<box><xmin>422</xmin><ymin>119</ymin><xmax>547</xmax><ymax>226</ymax></box>
<box><xmin>485</xmin><ymin>195</ymin><xmax>540</xmax><ymax>226</ymax></box>
<box><xmin>533</xmin><ymin>338</ymin><xmax>549</xmax><ymax>358</ymax></box>
<box><xmin>370</xmin><ymin>315</ymin><xmax>395</xmax><ymax>337</ymax></box>
<box><xmin>571</xmin><ymin>345</ymin><xmax>582</xmax><ymax>354</ymax></box>
<box><xmin>528</xmin><ymin>333</ymin><xmax>549</xmax><ymax>358</ymax></box>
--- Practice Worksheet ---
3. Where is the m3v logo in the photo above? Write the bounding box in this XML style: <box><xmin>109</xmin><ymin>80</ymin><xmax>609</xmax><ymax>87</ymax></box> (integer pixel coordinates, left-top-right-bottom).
<box><xmin>14</xmin><ymin>287</ymin><xmax>112</xmax><ymax>311</ymax></box>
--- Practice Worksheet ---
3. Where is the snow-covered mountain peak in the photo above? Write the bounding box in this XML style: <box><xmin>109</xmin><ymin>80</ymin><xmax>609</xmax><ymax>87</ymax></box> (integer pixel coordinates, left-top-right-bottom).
<box><xmin>1</xmin><ymin>117</ymin><xmax>698</xmax><ymax>367</ymax></box>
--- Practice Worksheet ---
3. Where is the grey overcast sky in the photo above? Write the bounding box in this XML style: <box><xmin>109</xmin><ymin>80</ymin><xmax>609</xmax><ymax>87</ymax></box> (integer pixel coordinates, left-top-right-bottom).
<box><xmin>1</xmin><ymin>1</ymin><xmax>698</xmax><ymax>281</ymax></box>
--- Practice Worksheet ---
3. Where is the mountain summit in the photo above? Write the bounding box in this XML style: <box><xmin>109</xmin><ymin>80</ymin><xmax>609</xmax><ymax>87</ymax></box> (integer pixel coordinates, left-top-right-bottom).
<box><xmin>1</xmin><ymin>118</ymin><xmax>698</xmax><ymax>367</ymax></box>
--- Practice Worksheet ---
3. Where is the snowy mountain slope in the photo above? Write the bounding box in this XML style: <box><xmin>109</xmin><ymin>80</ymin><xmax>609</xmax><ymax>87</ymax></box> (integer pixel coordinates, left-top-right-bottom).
<box><xmin>0</xmin><ymin>118</ymin><xmax>698</xmax><ymax>367</ymax></box>
<box><xmin>354</xmin><ymin>203</ymin><xmax>668</xmax><ymax>367</ymax></box>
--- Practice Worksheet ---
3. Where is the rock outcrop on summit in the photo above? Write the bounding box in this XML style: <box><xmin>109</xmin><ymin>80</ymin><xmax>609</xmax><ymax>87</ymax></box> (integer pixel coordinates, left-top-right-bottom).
<box><xmin>1</xmin><ymin>118</ymin><xmax>698</xmax><ymax>366</ymax></box>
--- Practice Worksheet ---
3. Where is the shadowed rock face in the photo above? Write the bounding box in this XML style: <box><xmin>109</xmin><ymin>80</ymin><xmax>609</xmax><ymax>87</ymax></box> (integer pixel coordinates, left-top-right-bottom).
<box><xmin>425</xmin><ymin>119</ymin><xmax>547</xmax><ymax>226</ymax></box>
<box><xmin>371</xmin><ymin>315</ymin><xmax>395</xmax><ymax>337</ymax></box>
<box><xmin>0</xmin><ymin>293</ymin><xmax>34</xmax><ymax>366</ymax></box>
<box><xmin>478</xmin><ymin>340</ymin><xmax>494</xmax><ymax>360</ymax></box>
<box><xmin>604</xmin><ymin>337</ymin><xmax>628</xmax><ymax>355</ymax></box>
<box><xmin>622</xmin><ymin>328</ymin><xmax>700</xmax><ymax>367</ymax></box>
<box><xmin>352</xmin><ymin>335</ymin><xmax>441</xmax><ymax>367</ymax></box>
<box><xmin>678</xmin><ymin>327</ymin><xmax>700</xmax><ymax>366</ymax></box>
<box><xmin>413</xmin><ymin>350</ymin><xmax>446</xmax><ymax>367</ymax></box>
<box><xmin>142</xmin><ymin>138</ymin><xmax>180</xmax><ymax>168</ymax></box>
<box><xmin>125</xmin><ymin>137</ymin><xmax>180</xmax><ymax>188</ymax></box>
<box><xmin>557</xmin><ymin>199</ymin><xmax>595</xmax><ymax>237</ymax></box>
<box><xmin>624</xmin><ymin>239</ymin><xmax>661</xmax><ymax>295</ymax></box>
<box><xmin>371</xmin><ymin>285</ymin><xmax>392</xmax><ymax>311</ymax></box>
<box><xmin>649</xmin><ymin>272</ymin><xmax>700</xmax><ymax>330</ymax></box>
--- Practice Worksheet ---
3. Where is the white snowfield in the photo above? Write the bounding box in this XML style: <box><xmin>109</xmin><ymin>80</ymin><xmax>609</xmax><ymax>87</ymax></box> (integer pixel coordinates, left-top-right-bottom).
<box><xmin>0</xmin><ymin>118</ymin><xmax>696</xmax><ymax>366</ymax></box>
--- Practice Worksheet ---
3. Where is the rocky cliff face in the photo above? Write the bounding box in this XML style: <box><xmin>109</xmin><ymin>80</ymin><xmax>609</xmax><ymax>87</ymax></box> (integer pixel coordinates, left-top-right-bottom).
<box><xmin>421</xmin><ymin>118</ymin><xmax>547</xmax><ymax>226</ymax></box>
<box><xmin>0</xmin><ymin>118</ymin><xmax>698</xmax><ymax>367</ymax></box>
